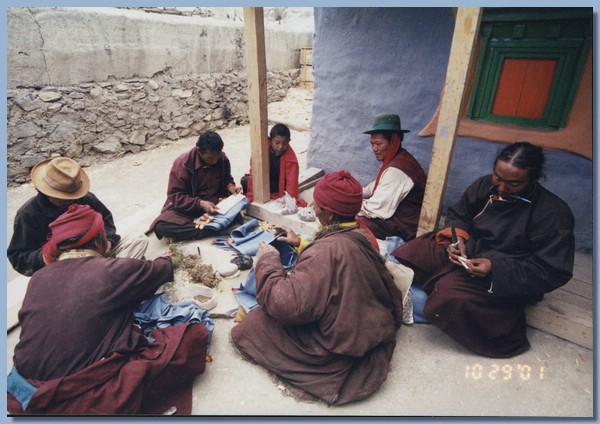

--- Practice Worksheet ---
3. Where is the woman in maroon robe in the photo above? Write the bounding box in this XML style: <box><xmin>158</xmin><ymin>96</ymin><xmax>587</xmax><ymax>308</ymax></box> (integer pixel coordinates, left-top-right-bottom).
<box><xmin>231</xmin><ymin>170</ymin><xmax>403</xmax><ymax>405</ymax></box>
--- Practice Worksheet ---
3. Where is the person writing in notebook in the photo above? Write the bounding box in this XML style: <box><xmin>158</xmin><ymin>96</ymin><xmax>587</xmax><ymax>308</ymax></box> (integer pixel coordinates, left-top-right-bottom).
<box><xmin>150</xmin><ymin>131</ymin><xmax>243</xmax><ymax>241</ymax></box>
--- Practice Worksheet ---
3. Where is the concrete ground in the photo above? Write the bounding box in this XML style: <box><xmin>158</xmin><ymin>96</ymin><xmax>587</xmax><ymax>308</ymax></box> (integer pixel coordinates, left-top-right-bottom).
<box><xmin>5</xmin><ymin>88</ymin><xmax>593</xmax><ymax>418</ymax></box>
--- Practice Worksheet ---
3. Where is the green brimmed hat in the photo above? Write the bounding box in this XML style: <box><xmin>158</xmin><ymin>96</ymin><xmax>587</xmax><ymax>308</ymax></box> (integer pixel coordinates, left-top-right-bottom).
<box><xmin>363</xmin><ymin>113</ymin><xmax>410</xmax><ymax>134</ymax></box>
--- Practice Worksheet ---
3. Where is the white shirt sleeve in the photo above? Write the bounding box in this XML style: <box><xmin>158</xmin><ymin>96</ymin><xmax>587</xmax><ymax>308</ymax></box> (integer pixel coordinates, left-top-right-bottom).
<box><xmin>358</xmin><ymin>167</ymin><xmax>414</xmax><ymax>220</ymax></box>
<box><xmin>363</xmin><ymin>180</ymin><xmax>375</xmax><ymax>198</ymax></box>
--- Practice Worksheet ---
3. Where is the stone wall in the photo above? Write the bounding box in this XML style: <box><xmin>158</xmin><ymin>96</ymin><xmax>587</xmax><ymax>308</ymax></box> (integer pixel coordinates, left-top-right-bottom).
<box><xmin>7</xmin><ymin>7</ymin><xmax>313</xmax><ymax>185</ymax></box>
<box><xmin>7</xmin><ymin>69</ymin><xmax>299</xmax><ymax>185</ymax></box>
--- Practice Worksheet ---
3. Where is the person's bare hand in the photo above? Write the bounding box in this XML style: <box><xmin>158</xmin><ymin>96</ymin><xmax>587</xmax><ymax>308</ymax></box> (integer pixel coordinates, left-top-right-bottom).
<box><xmin>466</xmin><ymin>258</ymin><xmax>492</xmax><ymax>278</ymax></box>
<box><xmin>273</xmin><ymin>225</ymin><xmax>300</xmax><ymax>247</ymax></box>
<box><xmin>256</xmin><ymin>241</ymin><xmax>278</xmax><ymax>261</ymax></box>
<box><xmin>447</xmin><ymin>237</ymin><xmax>467</xmax><ymax>266</ymax></box>
<box><xmin>199</xmin><ymin>200</ymin><xmax>218</xmax><ymax>214</ymax></box>
<box><xmin>229</xmin><ymin>185</ymin><xmax>243</xmax><ymax>195</ymax></box>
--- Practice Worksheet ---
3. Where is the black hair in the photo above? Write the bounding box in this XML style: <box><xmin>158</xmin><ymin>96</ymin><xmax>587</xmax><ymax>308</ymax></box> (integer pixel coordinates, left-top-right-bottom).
<box><xmin>55</xmin><ymin>232</ymin><xmax>109</xmax><ymax>260</ymax></box>
<box><xmin>196</xmin><ymin>131</ymin><xmax>224</xmax><ymax>153</ymax></box>
<box><xmin>269</xmin><ymin>123</ymin><xmax>291</xmax><ymax>140</ymax></box>
<box><xmin>494</xmin><ymin>141</ymin><xmax>545</xmax><ymax>181</ymax></box>
<box><xmin>331</xmin><ymin>213</ymin><xmax>357</xmax><ymax>223</ymax></box>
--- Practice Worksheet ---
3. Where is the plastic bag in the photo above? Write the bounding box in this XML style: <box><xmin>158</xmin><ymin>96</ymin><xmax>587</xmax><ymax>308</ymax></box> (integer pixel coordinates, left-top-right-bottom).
<box><xmin>276</xmin><ymin>191</ymin><xmax>298</xmax><ymax>215</ymax></box>
<box><xmin>297</xmin><ymin>201</ymin><xmax>316</xmax><ymax>222</ymax></box>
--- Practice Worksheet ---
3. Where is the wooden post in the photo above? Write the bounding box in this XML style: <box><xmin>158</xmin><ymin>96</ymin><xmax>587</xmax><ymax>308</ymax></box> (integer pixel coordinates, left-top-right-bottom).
<box><xmin>243</xmin><ymin>7</ymin><xmax>269</xmax><ymax>203</ymax></box>
<box><xmin>417</xmin><ymin>7</ymin><xmax>482</xmax><ymax>236</ymax></box>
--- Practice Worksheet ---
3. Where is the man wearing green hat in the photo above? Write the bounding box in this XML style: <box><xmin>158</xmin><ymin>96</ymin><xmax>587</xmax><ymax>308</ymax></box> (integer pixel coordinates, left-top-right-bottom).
<box><xmin>356</xmin><ymin>113</ymin><xmax>426</xmax><ymax>242</ymax></box>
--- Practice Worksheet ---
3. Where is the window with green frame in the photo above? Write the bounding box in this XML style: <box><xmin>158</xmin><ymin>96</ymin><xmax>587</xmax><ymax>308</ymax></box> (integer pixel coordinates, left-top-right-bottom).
<box><xmin>467</xmin><ymin>8</ymin><xmax>591</xmax><ymax>130</ymax></box>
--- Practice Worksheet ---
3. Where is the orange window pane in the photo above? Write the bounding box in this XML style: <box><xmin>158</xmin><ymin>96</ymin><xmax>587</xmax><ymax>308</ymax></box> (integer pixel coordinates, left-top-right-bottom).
<box><xmin>492</xmin><ymin>58</ymin><xmax>558</xmax><ymax>119</ymax></box>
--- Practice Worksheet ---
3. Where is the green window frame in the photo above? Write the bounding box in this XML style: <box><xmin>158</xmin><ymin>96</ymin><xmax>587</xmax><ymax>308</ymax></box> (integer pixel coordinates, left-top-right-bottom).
<box><xmin>467</xmin><ymin>8</ymin><xmax>591</xmax><ymax>130</ymax></box>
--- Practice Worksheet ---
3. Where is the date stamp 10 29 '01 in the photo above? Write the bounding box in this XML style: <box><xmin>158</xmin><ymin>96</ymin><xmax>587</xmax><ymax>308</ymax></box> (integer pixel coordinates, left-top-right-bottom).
<box><xmin>465</xmin><ymin>363</ymin><xmax>545</xmax><ymax>381</ymax></box>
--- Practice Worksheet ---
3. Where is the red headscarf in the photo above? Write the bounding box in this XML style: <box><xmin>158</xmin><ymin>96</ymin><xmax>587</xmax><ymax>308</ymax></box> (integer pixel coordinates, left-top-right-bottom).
<box><xmin>42</xmin><ymin>204</ymin><xmax>105</xmax><ymax>264</ymax></box>
<box><xmin>373</xmin><ymin>132</ymin><xmax>401</xmax><ymax>192</ymax></box>
<box><xmin>313</xmin><ymin>170</ymin><xmax>363</xmax><ymax>217</ymax></box>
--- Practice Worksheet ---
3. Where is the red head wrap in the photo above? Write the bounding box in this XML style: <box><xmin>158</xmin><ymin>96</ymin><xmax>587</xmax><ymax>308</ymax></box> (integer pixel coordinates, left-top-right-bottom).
<box><xmin>42</xmin><ymin>204</ymin><xmax>105</xmax><ymax>264</ymax></box>
<box><xmin>313</xmin><ymin>170</ymin><xmax>363</xmax><ymax>217</ymax></box>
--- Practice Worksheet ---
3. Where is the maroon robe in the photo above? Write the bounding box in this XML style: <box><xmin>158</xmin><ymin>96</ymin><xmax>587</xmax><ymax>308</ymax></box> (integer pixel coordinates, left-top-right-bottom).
<box><xmin>358</xmin><ymin>148</ymin><xmax>426</xmax><ymax>241</ymax></box>
<box><xmin>8</xmin><ymin>256</ymin><xmax>208</xmax><ymax>415</ymax></box>
<box><xmin>150</xmin><ymin>147</ymin><xmax>235</xmax><ymax>231</ymax></box>
<box><xmin>232</xmin><ymin>229</ymin><xmax>403</xmax><ymax>405</ymax></box>
<box><xmin>8</xmin><ymin>323</ymin><xmax>207</xmax><ymax>415</ymax></box>
<box><xmin>393</xmin><ymin>175</ymin><xmax>575</xmax><ymax>358</ymax></box>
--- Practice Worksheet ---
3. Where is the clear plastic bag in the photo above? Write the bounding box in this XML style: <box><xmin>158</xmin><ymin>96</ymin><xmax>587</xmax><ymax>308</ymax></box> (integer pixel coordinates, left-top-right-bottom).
<box><xmin>297</xmin><ymin>201</ymin><xmax>316</xmax><ymax>222</ymax></box>
<box><xmin>276</xmin><ymin>191</ymin><xmax>299</xmax><ymax>215</ymax></box>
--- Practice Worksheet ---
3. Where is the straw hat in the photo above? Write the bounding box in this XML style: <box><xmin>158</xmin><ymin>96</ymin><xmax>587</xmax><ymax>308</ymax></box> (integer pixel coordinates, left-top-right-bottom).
<box><xmin>31</xmin><ymin>157</ymin><xmax>90</xmax><ymax>200</ymax></box>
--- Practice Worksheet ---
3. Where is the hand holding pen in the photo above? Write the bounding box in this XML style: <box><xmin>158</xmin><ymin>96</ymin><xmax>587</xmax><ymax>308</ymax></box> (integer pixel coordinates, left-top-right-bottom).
<box><xmin>447</xmin><ymin>224</ymin><xmax>468</xmax><ymax>265</ymax></box>
<box><xmin>447</xmin><ymin>224</ymin><xmax>492</xmax><ymax>278</ymax></box>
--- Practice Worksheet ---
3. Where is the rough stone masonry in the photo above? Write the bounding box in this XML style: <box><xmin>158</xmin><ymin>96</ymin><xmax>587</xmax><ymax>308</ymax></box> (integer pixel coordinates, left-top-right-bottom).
<box><xmin>6</xmin><ymin>7</ymin><xmax>313</xmax><ymax>186</ymax></box>
<box><xmin>7</xmin><ymin>69</ymin><xmax>299</xmax><ymax>185</ymax></box>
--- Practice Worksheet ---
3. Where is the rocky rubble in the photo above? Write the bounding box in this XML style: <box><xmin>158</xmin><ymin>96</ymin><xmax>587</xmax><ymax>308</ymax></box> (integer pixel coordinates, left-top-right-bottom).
<box><xmin>7</xmin><ymin>69</ymin><xmax>299</xmax><ymax>185</ymax></box>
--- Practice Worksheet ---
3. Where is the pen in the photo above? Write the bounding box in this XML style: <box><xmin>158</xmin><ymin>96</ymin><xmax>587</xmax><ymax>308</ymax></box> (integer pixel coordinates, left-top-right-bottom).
<box><xmin>451</xmin><ymin>224</ymin><xmax>460</xmax><ymax>247</ymax></box>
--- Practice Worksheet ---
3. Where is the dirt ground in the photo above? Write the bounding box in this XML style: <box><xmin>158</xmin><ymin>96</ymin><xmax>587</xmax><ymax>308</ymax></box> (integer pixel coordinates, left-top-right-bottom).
<box><xmin>5</xmin><ymin>86</ymin><xmax>313</xmax><ymax>283</ymax></box>
<box><xmin>5</xmin><ymin>86</ymin><xmax>593</xmax><ymax>419</ymax></box>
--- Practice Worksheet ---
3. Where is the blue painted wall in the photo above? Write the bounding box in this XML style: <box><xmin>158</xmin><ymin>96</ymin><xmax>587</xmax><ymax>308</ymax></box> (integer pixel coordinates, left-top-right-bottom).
<box><xmin>308</xmin><ymin>7</ymin><xmax>592</xmax><ymax>251</ymax></box>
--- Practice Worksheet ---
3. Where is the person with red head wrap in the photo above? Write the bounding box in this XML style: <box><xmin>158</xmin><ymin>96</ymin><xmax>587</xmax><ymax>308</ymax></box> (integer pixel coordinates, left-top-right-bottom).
<box><xmin>41</xmin><ymin>204</ymin><xmax>106</xmax><ymax>264</ymax></box>
<box><xmin>312</xmin><ymin>170</ymin><xmax>363</xmax><ymax>216</ymax></box>
<box><xmin>231</xmin><ymin>170</ymin><xmax>403</xmax><ymax>406</ymax></box>
<box><xmin>356</xmin><ymin>113</ymin><xmax>427</xmax><ymax>242</ymax></box>
<box><xmin>8</xmin><ymin>205</ymin><xmax>209</xmax><ymax>415</ymax></box>
<box><xmin>8</xmin><ymin>156</ymin><xmax>148</xmax><ymax>277</ymax></box>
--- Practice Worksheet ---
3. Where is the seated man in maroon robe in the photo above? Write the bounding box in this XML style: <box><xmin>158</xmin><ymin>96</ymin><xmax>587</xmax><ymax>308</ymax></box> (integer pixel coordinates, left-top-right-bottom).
<box><xmin>7</xmin><ymin>204</ymin><xmax>209</xmax><ymax>415</ymax></box>
<box><xmin>231</xmin><ymin>170</ymin><xmax>403</xmax><ymax>405</ymax></box>
<box><xmin>150</xmin><ymin>131</ymin><xmax>243</xmax><ymax>241</ymax></box>
<box><xmin>392</xmin><ymin>142</ymin><xmax>575</xmax><ymax>358</ymax></box>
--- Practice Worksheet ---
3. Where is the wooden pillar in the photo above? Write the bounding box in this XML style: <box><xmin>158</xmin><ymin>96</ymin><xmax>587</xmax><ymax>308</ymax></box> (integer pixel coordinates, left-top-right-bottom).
<box><xmin>417</xmin><ymin>7</ymin><xmax>482</xmax><ymax>235</ymax></box>
<box><xmin>243</xmin><ymin>7</ymin><xmax>269</xmax><ymax>203</ymax></box>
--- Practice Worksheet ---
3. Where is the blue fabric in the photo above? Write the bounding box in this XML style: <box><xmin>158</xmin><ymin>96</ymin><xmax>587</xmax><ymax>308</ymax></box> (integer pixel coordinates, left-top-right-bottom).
<box><xmin>234</xmin><ymin>268</ymin><xmax>261</xmax><ymax>313</ymax></box>
<box><xmin>385</xmin><ymin>236</ymin><xmax>429</xmax><ymax>323</ymax></box>
<box><xmin>213</xmin><ymin>218</ymin><xmax>278</xmax><ymax>256</ymax></box>
<box><xmin>410</xmin><ymin>285</ymin><xmax>430</xmax><ymax>324</ymax></box>
<box><xmin>133</xmin><ymin>293</ymin><xmax>216</xmax><ymax>352</ymax></box>
<box><xmin>202</xmin><ymin>196</ymin><xmax>249</xmax><ymax>232</ymax></box>
<box><xmin>7</xmin><ymin>367</ymin><xmax>38</xmax><ymax>410</ymax></box>
<box><xmin>234</xmin><ymin>241</ymin><xmax>298</xmax><ymax>312</ymax></box>
<box><xmin>268</xmin><ymin>240</ymin><xmax>298</xmax><ymax>270</ymax></box>
<box><xmin>385</xmin><ymin>236</ymin><xmax>405</xmax><ymax>263</ymax></box>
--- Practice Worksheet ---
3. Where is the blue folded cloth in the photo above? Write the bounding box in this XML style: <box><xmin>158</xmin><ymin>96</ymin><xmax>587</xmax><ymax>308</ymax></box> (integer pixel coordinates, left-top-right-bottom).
<box><xmin>213</xmin><ymin>218</ymin><xmax>277</xmax><ymax>256</ymax></box>
<box><xmin>202</xmin><ymin>196</ymin><xmax>249</xmax><ymax>232</ymax></box>
<box><xmin>7</xmin><ymin>367</ymin><xmax>38</xmax><ymax>410</ymax></box>
<box><xmin>234</xmin><ymin>240</ymin><xmax>298</xmax><ymax>312</ymax></box>
<box><xmin>133</xmin><ymin>293</ymin><xmax>216</xmax><ymax>352</ymax></box>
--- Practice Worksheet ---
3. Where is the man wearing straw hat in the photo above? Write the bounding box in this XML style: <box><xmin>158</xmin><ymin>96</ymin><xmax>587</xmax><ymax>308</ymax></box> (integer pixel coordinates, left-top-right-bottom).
<box><xmin>7</xmin><ymin>157</ymin><xmax>148</xmax><ymax>276</ymax></box>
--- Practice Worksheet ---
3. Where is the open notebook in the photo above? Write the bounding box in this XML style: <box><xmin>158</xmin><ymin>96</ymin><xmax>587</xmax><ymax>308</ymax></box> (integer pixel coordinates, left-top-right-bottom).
<box><xmin>216</xmin><ymin>193</ymin><xmax>246</xmax><ymax>214</ymax></box>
